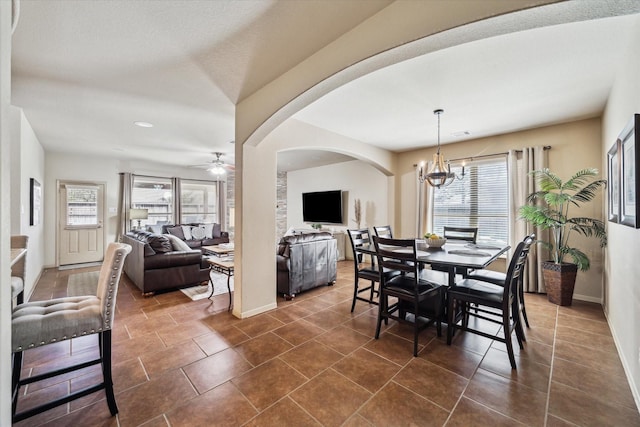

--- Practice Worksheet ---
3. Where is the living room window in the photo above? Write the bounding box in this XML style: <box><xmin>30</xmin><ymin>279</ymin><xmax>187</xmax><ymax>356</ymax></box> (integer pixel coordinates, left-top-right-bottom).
<box><xmin>131</xmin><ymin>176</ymin><xmax>173</xmax><ymax>227</ymax></box>
<box><xmin>179</xmin><ymin>180</ymin><xmax>219</xmax><ymax>224</ymax></box>
<box><xmin>431</xmin><ymin>156</ymin><xmax>509</xmax><ymax>242</ymax></box>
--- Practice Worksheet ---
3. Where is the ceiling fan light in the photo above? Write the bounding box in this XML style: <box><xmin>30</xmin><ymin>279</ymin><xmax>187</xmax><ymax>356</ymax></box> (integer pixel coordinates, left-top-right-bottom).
<box><xmin>208</xmin><ymin>164</ymin><xmax>226</xmax><ymax>175</ymax></box>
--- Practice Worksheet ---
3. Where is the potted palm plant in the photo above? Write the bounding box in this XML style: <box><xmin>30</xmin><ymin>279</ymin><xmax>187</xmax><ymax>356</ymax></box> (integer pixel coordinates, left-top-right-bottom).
<box><xmin>518</xmin><ymin>168</ymin><xmax>607</xmax><ymax>306</ymax></box>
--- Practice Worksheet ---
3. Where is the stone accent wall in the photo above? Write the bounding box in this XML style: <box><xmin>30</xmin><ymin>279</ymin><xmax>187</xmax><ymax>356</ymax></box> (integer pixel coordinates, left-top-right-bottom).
<box><xmin>225</xmin><ymin>170</ymin><xmax>287</xmax><ymax>242</ymax></box>
<box><xmin>276</xmin><ymin>171</ymin><xmax>287</xmax><ymax>241</ymax></box>
<box><xmin>225</xmin><ymin>170</ymin><xmax>235</xmax><ymax>241</ymax></box>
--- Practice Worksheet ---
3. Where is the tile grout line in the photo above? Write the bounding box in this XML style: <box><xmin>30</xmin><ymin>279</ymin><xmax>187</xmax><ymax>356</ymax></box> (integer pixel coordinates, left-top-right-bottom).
<box><xmin>543</xmin><ymin>304</ymin><xmax>559</xmax><ymax>427</ymax></box>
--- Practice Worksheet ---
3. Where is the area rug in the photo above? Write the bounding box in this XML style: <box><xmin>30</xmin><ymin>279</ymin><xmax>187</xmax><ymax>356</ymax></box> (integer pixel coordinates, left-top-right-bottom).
<box><xmin>67</xmin><ymin>271</ymin><xmax>100</xmax><ymax>296</ymax></box>
<box><xmin>180</xmin><ymin>272</ymin><xmax>234</xmax><ymax>301</ymax></box>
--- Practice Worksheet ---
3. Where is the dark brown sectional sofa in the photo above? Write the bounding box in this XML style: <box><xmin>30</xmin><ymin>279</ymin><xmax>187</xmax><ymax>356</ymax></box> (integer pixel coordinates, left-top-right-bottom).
<box><xmin>122</xmin><ymin>231</ymin><xmax>210</xmax><ymax>295</ymax></box>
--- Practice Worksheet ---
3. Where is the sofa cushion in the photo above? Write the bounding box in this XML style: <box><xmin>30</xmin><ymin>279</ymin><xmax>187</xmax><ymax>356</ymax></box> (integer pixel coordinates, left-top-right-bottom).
<box><xmin>164</xmin><ymin>233</ymin><xmax>192</xmax><ymax>252</ymax></box>
<box><xmin>166</xmin><ymin>226</ymin><xmax>185</xmax><ymax>240</ymax></box>
<box><xmin>144</xmin><ymin>251</ymin><xmax>203</xmax><ymax>269</ymax></box>
<box><xmin>212</xmin><ymin>223</ymin><xmax>222</xmax><ymax>238</ymax></box>
<box><xmin>199</xmin><ymin>223</ymin><xmax>214</xmax><ymax>239</ymax></box>
<box><xmin>144</xmin><ymin>244</ymin><xmax>156</xmax><ymax>256</ymax></box>
<box><xmin>191</xmin><ymin>225</ymin><xmax>206</xmax><ymax>240</ymax></box>
<box><xmin>181</xmin><ymin>225</ymin><xmax>193</xmax><ymax>240</ymax></box>
<box><xmin>147</xmin><ymin>234</ymin><xmax>172</xmax><ymax>253</ymax></box>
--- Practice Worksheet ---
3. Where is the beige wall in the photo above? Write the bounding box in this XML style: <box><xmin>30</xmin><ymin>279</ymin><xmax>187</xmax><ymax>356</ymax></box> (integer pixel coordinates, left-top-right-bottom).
<box><xmin>602</xmin><ymin>14</ymin><xmax>640</xmax><ymax>410</ymax></box>
<box><xmin>10</xmin><ymin>108</ymin><xmax>46</xmax><ymax>300</ymax></box>
<box><xmin>286</xmin><ymin>160</ymin><xmax>390</xmax><ymax>233</ymax></box>
<box><xmin>397</xmin><ymin>118</ymin><xmax>605</xmax><ymax>301</ymax></box>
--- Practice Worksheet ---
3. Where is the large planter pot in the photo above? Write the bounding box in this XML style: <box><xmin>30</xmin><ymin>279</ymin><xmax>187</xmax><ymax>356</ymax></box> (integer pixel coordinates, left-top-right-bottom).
<box><xmin>542</xmin><ymin>261</ymin><xmax>578</xmax><ymax>306</ymax></box>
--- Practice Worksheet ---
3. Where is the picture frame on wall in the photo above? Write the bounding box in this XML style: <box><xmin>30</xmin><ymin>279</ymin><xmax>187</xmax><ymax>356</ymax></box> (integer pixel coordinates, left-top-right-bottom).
<box><xmin>619</xmin><ymin>114</ymin><xmax>639</xmax><ymax>228</ymax></box>
<box><xmin>607</xmin><ymin>140</ymin><xmax>620</xmax><ymax>223</ymax></box>
<box><xmin>30</xmin><ymin>178</ymin><xmax>42</xmax><ymax>226</ymax></box>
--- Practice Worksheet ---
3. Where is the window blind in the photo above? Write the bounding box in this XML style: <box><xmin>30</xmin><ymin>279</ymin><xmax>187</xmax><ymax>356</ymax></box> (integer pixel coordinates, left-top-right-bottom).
<box><xmin>432</xmin><ymin>156</ymin><xmax>508</xmax><ymax>242</ymax></box>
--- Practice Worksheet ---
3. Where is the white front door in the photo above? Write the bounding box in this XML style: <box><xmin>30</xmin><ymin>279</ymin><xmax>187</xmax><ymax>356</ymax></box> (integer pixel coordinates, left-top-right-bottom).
<box><xmin>58</xmin><ymin>181</ymin><xmax>105</xmax><ymax>266</ymax></box>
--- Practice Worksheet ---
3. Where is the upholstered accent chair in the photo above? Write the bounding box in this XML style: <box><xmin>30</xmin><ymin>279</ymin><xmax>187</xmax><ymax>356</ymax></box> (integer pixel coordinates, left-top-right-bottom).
<box><xmin>11</xmin><ymin>242</ymin><xmax>132</xmax><ymax>423</ymax></box>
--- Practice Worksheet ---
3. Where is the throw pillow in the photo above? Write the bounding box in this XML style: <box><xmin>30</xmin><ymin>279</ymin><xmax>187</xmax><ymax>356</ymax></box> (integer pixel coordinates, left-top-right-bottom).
<box><xmin>166</xmin><ymin>226</ymin><xmax>185</xmax><ymax>240</ymax></box>
<box><xmin>199</xmin><ymin>223</ymin><xmax>214</xmax><ymax>239</ymax></box>
<box><xmin>212</xmin><ymin>223</ymin><xmax>222</xmax><ymax>238</ymax></box>
<box><xmin>146</xmin><ymin>234</ymin><xmax>172</xmax><ymax>253</ymax></box>
<box><xmin>190</xmin><ymin>226</ymin><xmax>206</xmax><ymax>240</ymax></box>
<box><xmin>164</xmin><ymin>233</ymin><xmax>192</xmax><ymax>252</ymax></box>
<box><xmin>143</xmin><ymin>244</ymin><xmax>156</xmax><ymax>257</ymax></box>
<box><xmin>181</xmin><ymin>225</ymin><xmax>193</xmax><ymax>241</ymax></box>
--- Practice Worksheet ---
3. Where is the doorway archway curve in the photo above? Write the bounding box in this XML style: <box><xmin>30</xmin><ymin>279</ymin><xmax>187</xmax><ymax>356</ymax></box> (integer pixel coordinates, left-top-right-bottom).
<box><xmin>241</xmin><ymin>0</ymin><xmax>636</xmax><ymax>149</ymax></box>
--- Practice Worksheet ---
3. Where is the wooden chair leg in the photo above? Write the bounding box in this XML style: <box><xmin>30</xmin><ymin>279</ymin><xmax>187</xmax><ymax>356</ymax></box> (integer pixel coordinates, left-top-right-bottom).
<box><xmin>351</xmin><ymin>278</ymin><xmax>359</xmax><ymax>312</ymax></box>
<box><xmin>374</xmin><ymin>294</ymin><xmax>385</xmax><ymax>339</ymax></box>
<box><xmin>503</xmin><ymin>311</ymin><xmax>517</xmax><ymax>369</ymax></box>
<box><xmin>101</xmin><ymin>331</ymin><xmax>118</xmax><ymax>416</ymax></box>
<box><xmin>12</xmin><ymin>351</ymin><xmax>23</xmax><ymax>418</ymax></box>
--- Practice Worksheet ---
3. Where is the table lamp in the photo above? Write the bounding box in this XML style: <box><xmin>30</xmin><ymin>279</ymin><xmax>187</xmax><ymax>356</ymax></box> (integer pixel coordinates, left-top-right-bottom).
<box><xmin>129</xmin><ymin>208</ymin><xmax>148</xmax><ymax>229</ymax></box>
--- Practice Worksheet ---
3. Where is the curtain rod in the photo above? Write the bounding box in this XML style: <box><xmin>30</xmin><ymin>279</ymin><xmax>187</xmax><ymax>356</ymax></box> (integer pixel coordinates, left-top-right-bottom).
<box><xmin>445</xmin><ymin>145</ymin><xmax>552</xmax><ymax>164</ymax></box>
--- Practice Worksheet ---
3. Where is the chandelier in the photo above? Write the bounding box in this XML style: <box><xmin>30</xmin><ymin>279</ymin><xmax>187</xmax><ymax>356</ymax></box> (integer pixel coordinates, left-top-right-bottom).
<box><xmin>418</xmin><ymin>109</ymin><xmax>456</xmax><ymax>188</ymax></box>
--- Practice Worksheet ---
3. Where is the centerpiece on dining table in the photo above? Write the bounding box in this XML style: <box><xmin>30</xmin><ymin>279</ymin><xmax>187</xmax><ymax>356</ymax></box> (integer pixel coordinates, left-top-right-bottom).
<box><xmin>423</xmin><ymin>232</ymin><xmax>447</xmax><ymax>248</ymax></box>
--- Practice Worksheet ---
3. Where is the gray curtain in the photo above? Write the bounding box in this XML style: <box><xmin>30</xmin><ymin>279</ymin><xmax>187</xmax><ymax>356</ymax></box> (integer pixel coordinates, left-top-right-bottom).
<box><xmin>508</xmin><ymin>146</ymin><xmax>548</xmax><ymax>293</ymax></box>
<box><xmin>116</xmin><ymin>172</ymin><xmax>132</xmax><ymax>242</ymax></box>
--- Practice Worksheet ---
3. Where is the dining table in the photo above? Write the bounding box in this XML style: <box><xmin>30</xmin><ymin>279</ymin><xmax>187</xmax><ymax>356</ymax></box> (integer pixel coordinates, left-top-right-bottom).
<box><xmin>356</xmin><ymin>239</ymin><xmax>510</xmax><ymax>287</ymax></box>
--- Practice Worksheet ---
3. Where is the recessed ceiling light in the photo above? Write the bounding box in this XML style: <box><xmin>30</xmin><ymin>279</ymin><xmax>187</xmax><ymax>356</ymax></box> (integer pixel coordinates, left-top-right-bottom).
<box><xmin>134</xmin><ymin>121</ymin><xmax>153</xmax><ymax>128</ymax></box>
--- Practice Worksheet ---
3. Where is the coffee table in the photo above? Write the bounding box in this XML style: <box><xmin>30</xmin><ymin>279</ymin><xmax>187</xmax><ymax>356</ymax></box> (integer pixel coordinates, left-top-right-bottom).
<box><xmin>206</xmin><ymin>257</ymin><xmax>234</xmax><ymax>311</ymax></box>
<box><xmin>201</xmin><ymin>244</ymin><xmax>234</xmax><ymax>257</ymax></box>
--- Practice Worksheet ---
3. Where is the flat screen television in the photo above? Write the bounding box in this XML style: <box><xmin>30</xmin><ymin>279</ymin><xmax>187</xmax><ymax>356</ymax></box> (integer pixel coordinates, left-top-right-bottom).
<box><xmin>302</xmin><ymin>190</ymin><xmax>343</xmax><ymax>224</ymax></box>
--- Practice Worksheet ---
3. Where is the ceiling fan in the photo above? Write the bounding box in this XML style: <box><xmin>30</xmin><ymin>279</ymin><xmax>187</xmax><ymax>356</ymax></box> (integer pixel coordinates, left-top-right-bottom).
<box><xmin>190</xmin><ymin>152</ymin><xmax>235</xmax><ymax>175</ymax></box>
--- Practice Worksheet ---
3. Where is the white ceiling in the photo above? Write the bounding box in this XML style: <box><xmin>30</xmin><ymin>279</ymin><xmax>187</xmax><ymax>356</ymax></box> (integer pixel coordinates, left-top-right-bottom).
<box><xmin>10</xmin><ymin>1</ymin><xmax>640</xmax><ymax>172</ymax></box>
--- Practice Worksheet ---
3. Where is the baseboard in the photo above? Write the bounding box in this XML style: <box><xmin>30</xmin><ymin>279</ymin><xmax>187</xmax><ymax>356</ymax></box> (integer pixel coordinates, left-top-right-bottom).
<box><xmin>604</xmin><ymin>310</ymin><xmax>640</xmax><ymax>413</ymax></box>
<box><xmin>571</xmin><ymin>293</ymin><xmax>602</xmax><ymax>304</ymax></box>
<box><xmin>235</xmin><ymin>302</ymin><xmax>277</xmax><ymax>319</ymax></box>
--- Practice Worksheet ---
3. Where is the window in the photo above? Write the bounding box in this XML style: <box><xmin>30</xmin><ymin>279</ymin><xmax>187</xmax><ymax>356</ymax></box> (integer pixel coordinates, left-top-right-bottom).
<box><xmin>431</xmin><ymin>156</ymin><xmax>508</xmax><ymax>242</ymax></box>
<box><xmin>180</xmin><ymin>180</ymin><xmax>219</xmax><ymax>224</ymax></box>
<box><xmin>132</xmin><ymin>176</ymin><xmax>173</xmax><ymax>227</ymax></box>
<box><xmin>66</xmin><ymin>185</ymin><xmax>99</xmax><ymax>226</ymax></box>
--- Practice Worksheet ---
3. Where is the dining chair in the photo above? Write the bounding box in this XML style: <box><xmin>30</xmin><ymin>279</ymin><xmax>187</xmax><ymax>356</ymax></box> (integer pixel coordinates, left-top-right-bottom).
<box><xmin>373</xmin><ymin>225</ymin><xmax>393</xmax><ymax>238</ymax></box>
<box><xmin>373</xmin><ymin>236</ymin><xmax>444</xmax><ymax>357</ymax></box>
<box><xmin>347</xmin><ymin>229</ymin><xmax>399</xmax><ymax>312</ymax></box>
<box><xmin>11</xmin><ymin>242</ymin><xmax>132</xmax><ymax>423</ymax></box>
<box><xmin>431</xmin><ymin>227</ymin><xmax>479</xmax><ymax>277</ymax></box>
<box><xmin>467</xmin><ymin>233</ymin><xmax>536</xmax><ymax>328</ymax></box>
<box><xmin>443</xmin><ymin>226</ymin><xmax>478</xmax><ymax>243</ymax></box>
<box><xmin>446</xmin><ymin>234</ymin><xmax>533</xmax><ymax>369</ymax></box>
<box><xmin>11</xmin><ymin>235</ymin><xmax>28</xmax><ymax>305</ymax></box>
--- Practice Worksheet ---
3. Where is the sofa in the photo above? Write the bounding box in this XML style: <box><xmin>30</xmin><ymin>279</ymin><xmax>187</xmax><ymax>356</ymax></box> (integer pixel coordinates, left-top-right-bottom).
<box><xmin>276</xmin><ymin>232</ymin><xmax>337</xmax><ymax>299</ymax></box>
<box><xmin>122</xmin><ymin>231</ymin><xmax>210</xmax><ymax>295</ymax></box>
<box><xmin>160</xmin><ymin>223</ymin><xmax>230</xmax><ymax>249</ymax></box>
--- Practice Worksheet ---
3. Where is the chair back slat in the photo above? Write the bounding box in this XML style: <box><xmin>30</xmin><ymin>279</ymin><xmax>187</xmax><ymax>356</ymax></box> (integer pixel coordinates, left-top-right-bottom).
<box><xmin>373</xmin><ymin>236</ymin><xmax>417</xmax><ymax>275</ymax></box>
<box><xmin>373</xmin><ymin>225</ymin><xmax>393</xmax><ymax>239</ymax></box>
<box><xmin>443</xmin><ymin>226</ymin><xmax>478</xmax><ymax>243</ymax></box>
<box><xmin>503</xmin><ymin>234</ymin><xmax>535</xmax><ymax>305</ymax></box>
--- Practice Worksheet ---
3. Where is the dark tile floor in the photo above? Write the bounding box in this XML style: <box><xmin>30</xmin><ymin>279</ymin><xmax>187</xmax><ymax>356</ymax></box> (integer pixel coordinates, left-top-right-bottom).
<box><xmin>14</xmin><ymin>261</ymin><xmax>640</xmax><ymax>426</ymax></box>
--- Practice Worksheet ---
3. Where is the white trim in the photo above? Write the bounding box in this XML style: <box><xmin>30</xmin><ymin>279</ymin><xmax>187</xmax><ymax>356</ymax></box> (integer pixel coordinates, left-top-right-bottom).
<box><xmin>572</xmin><ymin>293</ymin><xmax>602</xmax><ymax>304</ymax></box>
<box><xmin>236</xmin><ymin>302</ymin><xmax>277</xmax><ymax>319</ymax></box>
<box><xmin>605</xmin><ymin>309</ymin><xmax>640</xmax><ymax>413</ymax></box>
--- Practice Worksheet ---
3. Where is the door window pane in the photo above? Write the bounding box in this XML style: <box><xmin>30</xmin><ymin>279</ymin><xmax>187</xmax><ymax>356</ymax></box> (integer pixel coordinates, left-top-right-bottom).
<box><xmin>66</xmin><ymin>185</ymin><xmax>98</xmax><ymax>226</ymax></box>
